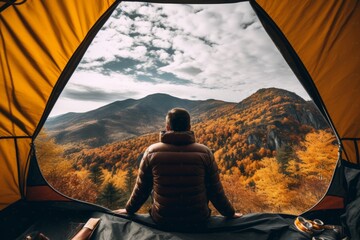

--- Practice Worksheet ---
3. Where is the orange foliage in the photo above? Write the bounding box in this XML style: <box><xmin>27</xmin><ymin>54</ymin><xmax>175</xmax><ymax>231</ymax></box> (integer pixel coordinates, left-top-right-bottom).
<box><xmin>294</xmin><ymin>130</ymin><xmax>337</xmax><ymax>182</ymax></box>
<box><xmin>37</xmin><ymin>105</ymin><xmax>337</xmax><ymax>215</ymax></box>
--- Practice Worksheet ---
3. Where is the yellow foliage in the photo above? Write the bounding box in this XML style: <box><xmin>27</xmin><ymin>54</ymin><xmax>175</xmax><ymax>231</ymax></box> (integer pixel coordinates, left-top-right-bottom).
<box><xmin>220</xmin><ymin>170</ymin><xmax>269</xmax><ymax>214</ymax></box>
<box><xmin>36</xmin><ymin>115</ymin><xmax>338</xmax><ymax>215</ymax></box>
<box><xmin>252</xmin><ymin>157</ymin><xmax>293</xmax><ymax>207</ymax></box>
<box><xmin>102</xmin><ymin>169</ymin><xmax>127</xmax><ymax>189</ymax></box>
<box><xmin>36</xmin><ymin>131</ymin><xmax>68</xmax><ymax>175</ymax></box>
<box><xmin>295</xmin><ymin>130</ymin><xmax>337</xmax><ymax>182</ymax></box>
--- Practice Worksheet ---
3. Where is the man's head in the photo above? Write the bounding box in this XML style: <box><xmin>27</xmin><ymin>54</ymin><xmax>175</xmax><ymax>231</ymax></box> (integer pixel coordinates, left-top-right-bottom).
<box><xmin>166</xmin><ymin>108</ymin><xmax>191</xmax><ymax>131</ymax></box>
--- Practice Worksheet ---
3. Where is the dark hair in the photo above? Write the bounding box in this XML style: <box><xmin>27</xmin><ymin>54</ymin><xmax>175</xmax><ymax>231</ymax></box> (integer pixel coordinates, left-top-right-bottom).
<box><xmin>166</xmin><ymin>108</ymin><xmax>191</xmax><ymax>131</ymax></box>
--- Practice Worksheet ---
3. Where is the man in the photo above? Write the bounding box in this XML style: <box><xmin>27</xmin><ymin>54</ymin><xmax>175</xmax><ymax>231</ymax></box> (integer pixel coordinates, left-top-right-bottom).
<box><xmin>114</xmin><ymin>108</ymin><xmax>241</xmax><ymax>228</ymax></box>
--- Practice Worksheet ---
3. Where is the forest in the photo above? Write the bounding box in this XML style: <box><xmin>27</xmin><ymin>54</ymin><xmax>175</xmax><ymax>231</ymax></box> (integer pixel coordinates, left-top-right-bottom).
<box><xmin>37</xmin><ymin>102</ymin><xmax>337</xmax><ymax>215</ymax></box>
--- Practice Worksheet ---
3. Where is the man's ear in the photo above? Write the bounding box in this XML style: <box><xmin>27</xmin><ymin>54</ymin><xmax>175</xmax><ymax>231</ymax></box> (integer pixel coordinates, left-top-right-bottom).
<box><xmin>166</xmin><ymin>124</ymin><xmax>171</xmax><ymax>131</ymax></box>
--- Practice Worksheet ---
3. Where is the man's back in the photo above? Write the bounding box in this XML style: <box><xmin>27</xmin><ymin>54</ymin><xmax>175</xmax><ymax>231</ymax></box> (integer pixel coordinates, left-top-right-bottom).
<box><xmin>126</xmin><ymin>131</ymin><xmax>235</xmax><ymax>227</ymax></box>
<box><xmin>117</xmin><ymin>108</ymin><xmax>238</xmax><ymax>228</ymax></box>
<box><xmin>148</xmin><ymin>131</ymin><xmax>212</xmax><ymax>225</ymax></box>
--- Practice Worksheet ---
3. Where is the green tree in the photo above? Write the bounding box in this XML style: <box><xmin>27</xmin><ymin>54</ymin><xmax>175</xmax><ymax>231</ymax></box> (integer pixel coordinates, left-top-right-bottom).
<box><xmin>97</xmin><ymin>182</ymin><xmax>127</xmax><ymax>209</ymax></box>
<box><xmin>89</xmin><ymin>164</ymin><xmax>104</xmax><ymax>186</ymax></box>
<box><xmin>124</xmin><ymin>163</ymin><xmax>136</xmax><ymax>198</ymax></box>
<box><xmin>275</xmin><ymin>145</ymin><xmax>294</xmax><ymax>174</ymax></box>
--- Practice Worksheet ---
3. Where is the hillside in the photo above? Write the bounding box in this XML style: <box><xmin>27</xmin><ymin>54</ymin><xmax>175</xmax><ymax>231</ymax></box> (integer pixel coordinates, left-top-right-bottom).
<box><xmin>38</xmin><ymin>87</ymin><xmax>337</xmax><ymax>214</ymax></box>
<box><xmin>69</xmin><ymin>88</ymin><xmax>330</xmax><ymax>172</ymax></box>
<box><xmin>45</xmin><ymin>93</ymin><xmax>235</xmax><ymax>148</ymax></box>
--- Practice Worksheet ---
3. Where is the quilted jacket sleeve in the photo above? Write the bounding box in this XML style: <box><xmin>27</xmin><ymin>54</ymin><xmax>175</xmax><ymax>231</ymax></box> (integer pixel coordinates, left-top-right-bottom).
<box><xmin>125</xmin><ymin>148</ymin><xmax>153</xmax><ymax>214</ymax></box>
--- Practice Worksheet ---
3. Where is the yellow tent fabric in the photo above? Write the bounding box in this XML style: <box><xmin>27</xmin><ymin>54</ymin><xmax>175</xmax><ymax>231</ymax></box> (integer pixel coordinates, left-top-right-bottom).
<box><xmin>255</xmin><ymin>0</ymin><xmax>360</xmax><ymax>164</ymax></box>
<box><xmin>0</xmin><ymin>0</ymin><xmax>119</xmax><ymax>210</ymax></box>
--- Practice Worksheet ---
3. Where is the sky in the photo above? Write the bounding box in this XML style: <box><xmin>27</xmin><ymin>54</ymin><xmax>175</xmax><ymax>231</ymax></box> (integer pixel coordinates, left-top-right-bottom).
<box><xmin>49</xmin><ymin>2</ymin><xmax>310</xmax><ymax>117</ymax></box>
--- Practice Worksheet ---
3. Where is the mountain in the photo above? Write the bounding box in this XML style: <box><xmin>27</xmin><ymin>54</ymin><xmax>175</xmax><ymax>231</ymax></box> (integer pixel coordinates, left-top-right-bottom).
<box><xmin>236</xmin><ymin>88</ymin><xmax>325</xmax><ymax>128</ymax></box>
<box><xmin>45</xmin><ymin>93</ymin><xmax>236</xmax><ymax>148</ymax></box>
<box><xmin>59</xmin><ymin>88</ymin><xmax>331</xmax><ymax>172</ymax></box>
<box><xmin>38</xmin><ymin>88</ymin><xmax>337</xmax><ymax>216</ymax></box>
<box><xmin>231</xmin><ymin>88</ymin><xmax>328</xmax><ymax>151</ymax></box>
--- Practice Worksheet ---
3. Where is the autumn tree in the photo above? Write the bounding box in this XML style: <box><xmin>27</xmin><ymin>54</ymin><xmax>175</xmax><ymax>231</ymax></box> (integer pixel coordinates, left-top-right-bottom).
<box><xmin>35</xmin><ymin>131</ymin><xmax>66</xmax><ymax>175</ymax></box>
<box><xmin>220</xmin><ymin>167</ymin><xmax>270</xmax><ymax>214</ymax></box>
<box><xmin>46</xmin><ymin>170</ymin><xmax>99</xmax><ymax>203</ymax></box>
<box><xmin>286</xmin><ymin>130</ymin><xmax>337</xmax><ymax>204</ymax></box>
<box><xmin>294</xmin><ymin>130</ymin><xmax>337</xmax><ymax>182</ymax></box>
<box><xmin>36</xmin><ymin>131</ymin><xmax>99</xmax><ymax>203</ymax></box>
<box><xmin>251</xmin><ymin>157</ymin><xmax>295</xmax><ymax>212</ymax></box>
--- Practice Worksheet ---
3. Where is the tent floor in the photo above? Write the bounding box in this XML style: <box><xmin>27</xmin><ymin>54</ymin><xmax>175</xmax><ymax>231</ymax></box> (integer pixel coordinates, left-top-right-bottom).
<box><xmin>0</xmin><ymin>201</ymin><xmax>343</xmax><ymax>240</ymax></box>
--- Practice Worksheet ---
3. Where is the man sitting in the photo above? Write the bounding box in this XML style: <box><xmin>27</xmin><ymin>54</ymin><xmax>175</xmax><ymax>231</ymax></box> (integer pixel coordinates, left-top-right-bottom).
<box><xmin>114</xmin><ymin>108</ymin><xmax>241</xmax><ymax>228</ymax></box>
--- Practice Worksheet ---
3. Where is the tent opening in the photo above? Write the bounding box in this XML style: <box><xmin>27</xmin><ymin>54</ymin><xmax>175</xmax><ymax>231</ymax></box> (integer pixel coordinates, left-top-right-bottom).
<box><xmin>35</xmin><ymin>1</ymin><xmax>338</xmax><ymax>216</ymax></box>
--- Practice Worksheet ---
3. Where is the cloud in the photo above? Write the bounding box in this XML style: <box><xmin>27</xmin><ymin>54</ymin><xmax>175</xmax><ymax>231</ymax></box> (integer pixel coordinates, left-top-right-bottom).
<box><xmin>51</xmin><ymin>1</ymin><xmax>310</xmax><ymax>116</ymax></box>
<box><xmin>152</xmin><ymin>39</ymin><xmax>172</xmax><ymax>49</ymax></box>
<box><xmin>62</xmin><ymin>84</ymin><xmax>136</xmax><ymax>102</ymax></box>
<box><xmin>133</xmin><ymin>20</ymin><xmax>153</xmax><ymax>35</ymax></box>
<box><xmin>151</xmin><ymin>27</ymin><xmax>174</xmax><ymax>42</ymax></box>
<box><xmin>150</xmin><ymin>49</ymin><xmax>170</xmax><ymax>63</ymax></box>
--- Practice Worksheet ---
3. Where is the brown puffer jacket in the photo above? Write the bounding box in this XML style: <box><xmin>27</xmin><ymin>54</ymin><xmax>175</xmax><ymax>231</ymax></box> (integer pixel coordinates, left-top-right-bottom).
<box><xmin>125</xmin><ymin>131</ymin><xmax>235</xmax><ymax>226</ymax></box>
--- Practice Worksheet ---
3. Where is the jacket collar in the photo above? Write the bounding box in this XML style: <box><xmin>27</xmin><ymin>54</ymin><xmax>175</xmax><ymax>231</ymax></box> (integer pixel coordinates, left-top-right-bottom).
<box><xmin>160</xmin><ymin>131</ymin><xmax>195</xmax><ymax>145</ymax></box>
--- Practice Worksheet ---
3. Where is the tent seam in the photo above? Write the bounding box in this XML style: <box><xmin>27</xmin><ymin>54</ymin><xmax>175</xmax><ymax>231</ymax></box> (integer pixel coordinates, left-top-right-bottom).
<box><xmin>13</xmin><ymin>138</ymin><xmax>24</xmax><ymax>199</ymax></box>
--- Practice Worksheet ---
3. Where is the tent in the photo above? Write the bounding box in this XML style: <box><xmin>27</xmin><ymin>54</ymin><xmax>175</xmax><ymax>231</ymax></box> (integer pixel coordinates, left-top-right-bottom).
<box><xmin>0</xmin><ymin>0</ymin><xmax>359</xmax><ymax>239</ymax></box>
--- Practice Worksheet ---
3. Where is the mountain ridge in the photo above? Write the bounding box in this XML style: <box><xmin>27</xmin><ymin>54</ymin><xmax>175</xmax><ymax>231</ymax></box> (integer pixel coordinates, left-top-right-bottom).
<box><xmin>45</xmin><ymin>88</ymin><xmax>328</xmax><ymax>151</ymax></box>
<box><xmin>68</xmin><ymin>87</ymin><xmax>331</xmax><ymax>172</ymax></box>
<box><xmin>45</xmin><ymin>93</ymin><xmax>236</xmax><ymax>147</ymax></box>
